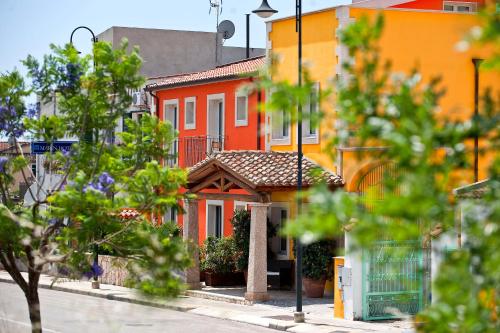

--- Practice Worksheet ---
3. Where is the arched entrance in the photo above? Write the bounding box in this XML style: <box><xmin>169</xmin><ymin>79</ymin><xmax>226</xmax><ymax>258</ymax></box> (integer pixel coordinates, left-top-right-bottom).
<box><xmin>351</xmin><ymin>162</ymin><xmax>425</xmax><ymax>320</ymax></box>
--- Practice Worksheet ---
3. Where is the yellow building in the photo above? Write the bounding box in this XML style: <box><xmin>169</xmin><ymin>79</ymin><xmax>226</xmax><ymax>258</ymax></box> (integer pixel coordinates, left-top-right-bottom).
<box><xmin>266</xmin><ymin>3</ymin><xmax>498</xmax><ymax>193</ymax></box>
<box><xmin>265</xmin><ymin>1</ymin><xmax>498</xmax><ymax>320</ymax></box>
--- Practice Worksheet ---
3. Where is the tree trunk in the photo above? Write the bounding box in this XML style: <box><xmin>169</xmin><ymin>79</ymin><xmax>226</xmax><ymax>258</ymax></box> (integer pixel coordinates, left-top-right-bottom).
<box><xmin>26</xmin><ymin>286</ymin><xmax>42</xmax><ymax>333</ymax></box>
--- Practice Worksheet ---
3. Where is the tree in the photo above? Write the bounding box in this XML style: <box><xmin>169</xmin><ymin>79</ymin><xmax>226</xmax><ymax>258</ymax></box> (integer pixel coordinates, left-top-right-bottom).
<box><xmin>259</xmin><ymin>3</ymin><xmax>498</xmax><ymax>332</ymax></box>
<box><xmin>0</xmin><ymin>41</ymin><xmax>191</xmax><ymax>333</ymax></box>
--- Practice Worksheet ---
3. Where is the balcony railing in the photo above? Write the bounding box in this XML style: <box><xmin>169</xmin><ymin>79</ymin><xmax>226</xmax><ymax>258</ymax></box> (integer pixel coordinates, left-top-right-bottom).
<box><xmin>165</xmin><ymin>135</ymin><xmax>225</xmax><ymax>168</ymax></box>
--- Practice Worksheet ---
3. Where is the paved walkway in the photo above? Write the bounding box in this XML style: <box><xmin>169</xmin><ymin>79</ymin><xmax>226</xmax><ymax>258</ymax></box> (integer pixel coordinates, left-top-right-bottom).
<box><xmin>0</xmin><ymin>271</ymin><xmax>415</xmax><ymax>333</ymax></box>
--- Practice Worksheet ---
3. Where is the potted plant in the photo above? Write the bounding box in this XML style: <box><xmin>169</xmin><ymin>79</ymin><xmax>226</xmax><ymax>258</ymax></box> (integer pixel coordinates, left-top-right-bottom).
<box><xmin>200</xmin><ymin>236</ymin><xmax>241</xmax><ymax>286</ymax></box>
<box><xmin>302</xmin><ymin>240</ymin><xmax>335</xmax><ymax>298</ymax></box>
<box><xmin>230</xmin><ymin>209</ymin><xmax>277</xmax><ymax>283</ymax></box>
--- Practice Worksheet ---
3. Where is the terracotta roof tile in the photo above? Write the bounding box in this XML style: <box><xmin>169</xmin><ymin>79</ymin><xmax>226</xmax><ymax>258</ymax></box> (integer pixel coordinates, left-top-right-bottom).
<box><xmin>119</xmin><ymin>208</ymin><xmax>141</xmax><ymax>219</ymax></box>
<box><xmin>146</xmin><ymin>57</ymin><xmax>265</xmax><ymax>90</ymax></box>
<box><xmin>189</xmin><ymin>150</ymin><xmax>344</xmax><ymax>189</ymax></box>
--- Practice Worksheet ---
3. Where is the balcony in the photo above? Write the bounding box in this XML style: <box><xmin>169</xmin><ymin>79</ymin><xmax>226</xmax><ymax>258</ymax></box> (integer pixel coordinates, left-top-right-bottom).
<box><xmin>165</xmin><ymin>135</ymin><xmax>225</xmax><ymax>168</ymax></box>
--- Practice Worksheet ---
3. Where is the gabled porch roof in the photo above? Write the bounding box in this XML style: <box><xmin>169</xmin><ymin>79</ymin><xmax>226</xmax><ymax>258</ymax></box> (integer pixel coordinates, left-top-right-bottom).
<box><xmin>186</xmin><ymin>151</ymin><xmax>344</xmax><ymax>202</ymax></box>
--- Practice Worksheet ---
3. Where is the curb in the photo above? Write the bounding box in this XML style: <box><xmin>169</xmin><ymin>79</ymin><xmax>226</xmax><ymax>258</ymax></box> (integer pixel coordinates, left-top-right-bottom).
<box><xmin>0</xmin><ymin>277</ymin><xmax>195</xmax><ymax>312</ymax></box>
<box><xmin>185</xmin><ymin>289</ymin><xmax>253</xmax><ymax>306</ymax></box>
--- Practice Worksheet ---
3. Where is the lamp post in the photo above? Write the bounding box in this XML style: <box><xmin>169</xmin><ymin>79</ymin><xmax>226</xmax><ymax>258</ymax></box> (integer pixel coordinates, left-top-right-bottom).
<box><xmin>69</xmin><ymin>26</ymin><xmax>100</xmax><ymax>289</ymax></box>
<box><xmin>253</xmin><ymin>0</ymin><xmax>305</xmax><ymax>323</ymax></box>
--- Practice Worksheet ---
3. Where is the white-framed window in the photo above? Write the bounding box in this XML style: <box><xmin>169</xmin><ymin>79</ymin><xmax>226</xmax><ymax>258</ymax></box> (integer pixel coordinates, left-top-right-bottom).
<box><xmin>443</xmin><ymin>1</ymin><xmax>477</xmax><ymax>12</ymax></box>
<box><xmin>163</xmin><ymin>99</ymin><xmax>179</xmax><ymax>130</ymax></box>
<box><xmin>235</xmin><ymin>92</ymin><xmax>248</xmax><ymax>127</ymax></box>
<box><xmin>234</xmin><ymin>201</ymin><xmax>248</xmax><ymax>212</ymax></box>
<box><xmin>300</xmin><ymin>82</ymin><xmax>320</xmax><ymax>145</ymax></box>
<box><xmin>270</xmin><ymin>109</ymin><xmax>291</xmax><ymax>145</ymax></box>
<box><xmin>206</xmin><ymin>200</ymin><xmax>224</xmax><ymax>239</ymax></box>
<box><xmin>184</xmin><ymin>97</ymin><xmax>196</xmax><ymax>130</ymax></box>
<box><xmin>163</xmin><ymin>99</ymin><xmax>179</xmax><ymax>166</ymax></box>
<box><xmin>268</xmin><ymin>203</ymin><xmax>290</xmax><ymax>259</ymax></box>
<box><xmin>164</xmin><ymin>207</ymin><xmax>177</xmax><ymax>224</ymax></box>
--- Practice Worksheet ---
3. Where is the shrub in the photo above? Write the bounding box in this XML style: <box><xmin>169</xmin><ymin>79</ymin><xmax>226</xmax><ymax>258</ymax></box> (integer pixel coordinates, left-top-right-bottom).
<box><xmin>200</xmin><ymin>236</ymin><xmax>237</xmax><ymax>274</ymax></box>
<box><xmin>231</xmin><ymin>210</ymin><xmax>251</xmax><ymax>271</ymax></box>
<box><xmin>302</xmin><ymin>240</ymin><xmax>335</xmax><ymax>280</ymax></box>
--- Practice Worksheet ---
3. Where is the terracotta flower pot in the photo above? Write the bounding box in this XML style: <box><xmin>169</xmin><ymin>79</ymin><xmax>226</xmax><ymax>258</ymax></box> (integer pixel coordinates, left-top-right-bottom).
<box><xmin>303</xmin><ymin>277</ymin><xmax>326</xmax><ymax>298</ymax></box>
<box><xmin>205</xmin><ymin>271</ymin><xmax>244</xmax><ymax>286</ymax></box>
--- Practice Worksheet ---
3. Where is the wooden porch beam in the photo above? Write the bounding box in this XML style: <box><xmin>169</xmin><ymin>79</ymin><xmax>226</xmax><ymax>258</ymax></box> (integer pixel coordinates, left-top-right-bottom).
<box><xmin>188</xmin><ymin>172</ymin><xmax>224</xmax><ymax>193</ymax></box>
<box><xmin>222</xmin><ymin>181</ymin><xmax>234</xmax><ymax>192</ymax></box>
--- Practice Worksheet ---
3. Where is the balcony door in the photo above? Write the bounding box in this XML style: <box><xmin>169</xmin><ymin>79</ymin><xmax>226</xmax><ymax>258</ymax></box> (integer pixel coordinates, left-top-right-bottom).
<box><xmin>207</xmin><ymin>94</ymin><xmax>224</xmax><ymax>154</ymax></box>
<box><xmin>164</xmin><ymin>99</ymin><xmax>179</xmax><ymax>165</ymax></box>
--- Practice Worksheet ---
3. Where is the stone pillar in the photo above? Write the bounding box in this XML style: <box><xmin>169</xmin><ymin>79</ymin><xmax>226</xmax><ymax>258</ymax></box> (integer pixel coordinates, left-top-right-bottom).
<box><xmin>245</xmin><ymin>203</ymin><xmax>270</xmax><ymax>301</ymax></box>
<box><xmin>183</xmin><ymin>199</ymin><xmax>200</xmax><ymax>290</ymax></box>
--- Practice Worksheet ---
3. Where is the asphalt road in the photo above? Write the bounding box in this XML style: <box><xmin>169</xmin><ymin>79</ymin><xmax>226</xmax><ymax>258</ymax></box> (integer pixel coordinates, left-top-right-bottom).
<box><xmin>0</xmin><ymin>282</ymin><xmax>276</xmax><ymax>333</ymax></box>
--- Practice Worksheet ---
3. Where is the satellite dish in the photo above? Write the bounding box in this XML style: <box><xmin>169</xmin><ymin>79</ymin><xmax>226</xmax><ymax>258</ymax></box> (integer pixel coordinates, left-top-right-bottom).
<box><xmin>217</xmin><ymin>20</ymin><xmax>235</xmax><ymax>40</ymax></box>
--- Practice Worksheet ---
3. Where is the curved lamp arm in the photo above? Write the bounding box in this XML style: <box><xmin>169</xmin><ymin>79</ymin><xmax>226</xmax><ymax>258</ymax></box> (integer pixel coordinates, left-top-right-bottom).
<box><xmin>70</xmin><ymin>26</ymin><xmax>98</xmax><ymax>45</ymax></box>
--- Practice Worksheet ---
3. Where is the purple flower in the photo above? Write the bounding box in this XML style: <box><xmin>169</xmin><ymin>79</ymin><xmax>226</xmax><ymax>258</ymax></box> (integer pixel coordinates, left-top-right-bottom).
<box><xmin>98</xmin><ymin>172</ymin><xmax>114</xmax><ymax>188</ymax></box>
<box><xmin>83</xmin><ymin>262</ymin><xmax>104</xmax><ymax>279</ymax></box>
<box><xmin>0</xmin><ymin>103</ymin><xmax>26</xmax><ymax>137</ymax></box>
<box><xmin>57</xmin><ymin>62</ymin><xmax>83</xmax><ymax>91</ymax></box>
<box><xmin>0</xmin><ymin>157</ymin><xmax>8</xmax><ymax>173</ymax></box>
<box><xmin>26</xmin><ymin>103</ymin><xmax>40</xmax><ymax>119</ymax></box>
<box><xmin>84</xmin><ymin>172</ymin><xmax>115</xmax><ymax>194</ymax></box>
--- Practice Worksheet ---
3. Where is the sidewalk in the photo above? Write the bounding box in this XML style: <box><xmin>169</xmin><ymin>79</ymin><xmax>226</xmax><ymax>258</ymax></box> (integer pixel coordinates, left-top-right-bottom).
<box><xmin>0</xmin><ymin>271</ymin><xmax>415</xmax><ymax>333</ymax></box>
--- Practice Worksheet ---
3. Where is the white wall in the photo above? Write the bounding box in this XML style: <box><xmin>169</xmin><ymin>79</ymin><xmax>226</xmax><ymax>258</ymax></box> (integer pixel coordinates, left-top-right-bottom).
<box><xmin>343</xmin><ymin>231</ymin><xmax>363</xmax><ymax>320</ymax></box>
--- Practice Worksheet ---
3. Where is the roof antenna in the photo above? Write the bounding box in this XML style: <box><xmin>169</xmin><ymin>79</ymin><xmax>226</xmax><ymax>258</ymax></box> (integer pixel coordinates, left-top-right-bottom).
<box><xmin>209</xmin><ymin>0</ymin><xmax>223</xmax><ymax>65</ymax></box>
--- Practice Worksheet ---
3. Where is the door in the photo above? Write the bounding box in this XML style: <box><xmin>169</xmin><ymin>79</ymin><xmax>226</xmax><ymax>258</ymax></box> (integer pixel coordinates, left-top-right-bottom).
<box><xmin>269</xmin><ymin>206</ymin><xmax>289</xmax><ymax>259</ymax></box>
<box><xmin>207</xmin><ymin>94</ymin><xmax>224</xmax><ymax>154</ymax></box>
<box><xmin>164</xmin><ymin>100</ymin><xmax>178</xmax><ymax>165</ymax></box>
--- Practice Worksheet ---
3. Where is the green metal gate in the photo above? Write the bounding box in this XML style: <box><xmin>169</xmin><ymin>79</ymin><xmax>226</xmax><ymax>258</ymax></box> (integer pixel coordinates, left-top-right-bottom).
<box><xmin>362</xmin><ymin>240</ymin><xmax>423</xmax><ymax>320</ymax></box>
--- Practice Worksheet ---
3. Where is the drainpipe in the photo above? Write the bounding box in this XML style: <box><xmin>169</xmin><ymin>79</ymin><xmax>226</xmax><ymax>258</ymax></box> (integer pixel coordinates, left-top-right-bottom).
<box><xmin>246</xmin><ymin>14</ymin><xmax>251</xmax><ymax>59</ymax></box>
<box><xmin>148</xmin><ymin>89</ymin><xmax>160</xmax><ymax>118</ymax></box>
<box><xmin>472</xmin><ymin>58</ymin><xmax>482</xmax><ymax>183</ymax></box>
<box><xmin>257</xmin><ymin>90</ymin><xmax>262</xmax><ymax>150</ymax></box>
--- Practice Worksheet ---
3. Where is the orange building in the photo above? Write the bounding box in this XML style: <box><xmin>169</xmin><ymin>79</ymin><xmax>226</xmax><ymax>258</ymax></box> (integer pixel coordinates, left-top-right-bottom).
<box><xmin>392</xmin><ymin>0</ymin><xmax>484</xmax><ymax>11</ymax></box>
<box><xmin>146</xmin><ymin>57</ymin><xmax>266</xmax><ymax>243</ymax></box>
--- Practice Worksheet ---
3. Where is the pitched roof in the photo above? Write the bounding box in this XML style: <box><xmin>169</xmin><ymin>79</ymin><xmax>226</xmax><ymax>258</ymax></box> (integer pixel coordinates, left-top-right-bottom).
<box><xmin>188</xmin><ymin>150</ymin><xmax>344</xmax><ymax>191</ymax></box>
<box><xmin>453</xmin><ymin>179</ymin><xmax>490</xmax><ymax>199</ymax></box>
<box><xmin>146</xmin><ymin>57</ymin><xmax>265</xmax><ymax>91</ymax></box>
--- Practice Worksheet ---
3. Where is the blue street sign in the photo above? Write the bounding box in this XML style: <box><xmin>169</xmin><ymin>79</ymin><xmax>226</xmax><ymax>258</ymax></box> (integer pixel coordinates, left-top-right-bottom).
<box><xmin>31</xmin><ymin>141</ymin><xmax>76</xmax><ymax>154</ymax></box>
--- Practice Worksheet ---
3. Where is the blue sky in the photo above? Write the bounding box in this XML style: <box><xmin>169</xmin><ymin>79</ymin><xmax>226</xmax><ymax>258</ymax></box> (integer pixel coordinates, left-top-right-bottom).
<box><xmin>0</xmin><ymin>0</ymin><xmax>350</xmax><ymax>74</ymax></box>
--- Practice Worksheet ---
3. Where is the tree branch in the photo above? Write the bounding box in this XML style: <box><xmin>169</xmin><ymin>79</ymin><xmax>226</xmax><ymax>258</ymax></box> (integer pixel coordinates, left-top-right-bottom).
<box><xmin>4</xmin><ymin>246</ymin><xmax>29</xmax><ymax>293</ymax></box>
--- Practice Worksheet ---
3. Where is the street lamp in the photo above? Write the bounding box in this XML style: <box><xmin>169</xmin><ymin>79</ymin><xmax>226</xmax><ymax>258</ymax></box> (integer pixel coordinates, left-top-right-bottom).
<box><xmin>70</xmin><ymin>26</ymin><xmax>98</xmax><ymax>53</ymax></box>
<box><xmin>253</xmin><ymin>0</ymin><xmax>305</xmax><ymax>323</ymax></box>
<box><xmin>252</xmin><ymin>0</ymin><xmax>278</xmax><ymax>18</ymax></box>
<box><xmin>69</xmin><ymin>26</ymin><xmax>100</xmax><ymax>289</ymax></box>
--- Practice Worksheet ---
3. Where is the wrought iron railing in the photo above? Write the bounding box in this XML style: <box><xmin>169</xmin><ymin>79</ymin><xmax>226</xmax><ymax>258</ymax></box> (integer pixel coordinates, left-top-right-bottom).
<box><xmin>165</xmin><ymin>135</ymin><xmax>225</xmax><ymax>168</ymax></box>
<box><xmin>182</xmin><ymin>135</ymin><xmax>224</xmax><ymax>167</ymax></box>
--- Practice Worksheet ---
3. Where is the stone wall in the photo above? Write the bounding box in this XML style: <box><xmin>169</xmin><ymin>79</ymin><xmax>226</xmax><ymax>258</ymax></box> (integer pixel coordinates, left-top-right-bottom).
<box><xmin>97</xmin><ymin>255</ymin><xmax>129</xmax><ymax>287</ymax></box>
<box><xmin>0</xmin><ymin>254</ymin><xmax>130</xmax><ymax>287</ymax></box>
